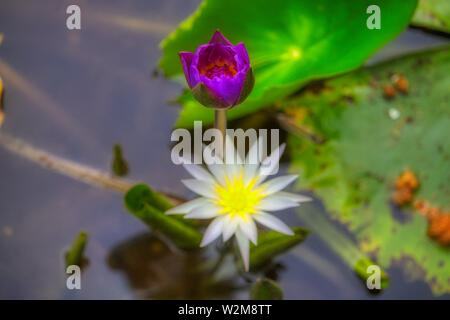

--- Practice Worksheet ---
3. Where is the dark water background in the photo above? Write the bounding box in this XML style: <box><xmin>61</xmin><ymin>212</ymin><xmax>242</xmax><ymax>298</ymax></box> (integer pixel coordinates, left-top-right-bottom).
<box><xmin>0</xmin><ymin>0</ymin><xmax>448</xmax><ymax>299</ymax></box>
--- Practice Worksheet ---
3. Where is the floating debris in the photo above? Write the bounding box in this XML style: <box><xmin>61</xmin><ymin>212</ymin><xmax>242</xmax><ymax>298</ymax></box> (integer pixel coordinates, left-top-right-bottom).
<box><xmin>428</xmin><ymin>214</ymin><xmax>450</xmax><ymax>247</ymax></box>
<box><xmin>395</xmin><ymin>170</ymin><xmax>419</xmax><ymax>190</ymax></box>
<box><xmin>414</xmin><ymin>200</ymin><xmax>450</xmax><ymax>247</ymax></box>
<box><xmin>388</xmin><ymin>108</ymin><xmax>400</xmax><ymax>120</ymax></box>
<box><xmin>112</xmin><ymin>143</ymin><xmax>129</xmax><ymax>176</ymax></box>
<box><xmin>383</xmin><ymin>84</ymin><xmax>396</xmax><ymax>100</ymax></box>
<box><xmin>392</xmin><ymin>74</ymin><xmax>409</xmax><ymax>94</ymax></box>
<box><xmin>392</xmin><ymin>169</ymin><xmax>419</xmax><ymax>206</ymax></box>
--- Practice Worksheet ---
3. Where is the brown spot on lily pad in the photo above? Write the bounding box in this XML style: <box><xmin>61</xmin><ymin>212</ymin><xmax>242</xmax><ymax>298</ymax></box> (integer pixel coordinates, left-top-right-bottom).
<box><xmin>392</xmin><ymin>170</ymin><xmax>419</xmax><ymax>206</ymax></box>
<box><xmin>414</xmin><ymin>199</ymin><xmax>450</xmax><ymax>247</ymax></box>
<box><xmin>392</xmin><ymin>74</ymin><xmax>409</xmax><ymax>94</ymax></box>
<box><xmin>383</xmin><ymin>84</ymin><xmax>396</xmax><ymax>100</ymax></box>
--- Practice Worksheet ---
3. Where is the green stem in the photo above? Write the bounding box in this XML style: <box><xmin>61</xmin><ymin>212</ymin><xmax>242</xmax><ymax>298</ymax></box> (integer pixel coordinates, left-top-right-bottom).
<box><xmin>297</xmin><ymin>209</ymin><xmax>389</xmax><ymax>289</ymax></box>
<box><xmin>215</xmin><ymin>109</ymin><xmax>227</xmax><ymax>154</ymax></box>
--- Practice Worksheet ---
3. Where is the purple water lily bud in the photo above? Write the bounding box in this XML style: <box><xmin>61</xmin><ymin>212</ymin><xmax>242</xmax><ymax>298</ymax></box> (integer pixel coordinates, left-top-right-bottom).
<box><xmin>179</xmin><ymin>30</ymin><xmax>254</xmax><ymax>109</ymax></box>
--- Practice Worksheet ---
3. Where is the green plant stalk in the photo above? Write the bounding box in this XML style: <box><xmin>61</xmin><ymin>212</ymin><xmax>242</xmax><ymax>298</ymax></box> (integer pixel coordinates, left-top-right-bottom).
<box><xmin>65</xmin><ymin>231</ymin><xmax>88</xmax><ymax>268</ymax></box>
<box><xmin>137</xmin><ymin>204</ymin><xmax>202</xmax><ymax>250</ymax></box>
<box><xmin>249</xmin><ymin>227</ymin><xmax>309</xmax><ymax>270</ymax></box>
<box><xmin>214</xmin><ymin>109</ymin><xmax>227</xmax><ymax>153</ymax></box>
<box><xmin>297</xmin><ymin>209</ymin><xmax>389</xmax><ymax>289</ymax></box>
<box><xmin>124</xmin><ymin>184</ymin><xmax>202</xmax><ymax>250</ymax></box>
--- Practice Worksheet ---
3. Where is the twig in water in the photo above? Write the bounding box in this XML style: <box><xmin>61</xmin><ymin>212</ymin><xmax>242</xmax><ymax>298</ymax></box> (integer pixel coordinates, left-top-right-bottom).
<box><xmin>277</xmin><ymin>113</ymin><xmax>325</xmax><ymax>144</ymax></box>
<box><xmin>0</xmin><ymin>132</ymin><xmax>183</xmax><ymax>205</ymax></box>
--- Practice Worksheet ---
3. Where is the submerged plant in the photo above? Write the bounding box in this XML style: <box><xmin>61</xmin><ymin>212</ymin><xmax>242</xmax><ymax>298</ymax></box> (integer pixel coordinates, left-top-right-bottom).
<box><xmin>166</xmin><ymin>136</ymin><xmax>311</xmax><ymax>270</ymax></box>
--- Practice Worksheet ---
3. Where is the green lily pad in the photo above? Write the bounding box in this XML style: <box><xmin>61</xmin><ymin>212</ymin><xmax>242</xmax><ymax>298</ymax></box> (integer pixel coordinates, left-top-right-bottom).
<box><xmin>411</xmin><ymin>0</ymin><xmax>450</xmax><ymax>33</ymax></box>
<box><xmin>159</xmin><ymin>0</ymin><xmax>418</xmax><ymax>128</ymax></box>
<box><xmin>282</xmin><ymin>47</ymin><xmax>450</xmax><ymax>295</ymax></box>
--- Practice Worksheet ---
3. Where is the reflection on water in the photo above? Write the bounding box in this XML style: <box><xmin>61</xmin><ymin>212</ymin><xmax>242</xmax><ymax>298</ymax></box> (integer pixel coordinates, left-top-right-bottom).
<box><xmin>0</xmin><ymin>0</ymin><xmax>449</xmax><ymax>299</ymax></box>
<box><xmin>107</xmin><ymin>233</ymin><xmax>241</xmax><ymax>299</ymax></box>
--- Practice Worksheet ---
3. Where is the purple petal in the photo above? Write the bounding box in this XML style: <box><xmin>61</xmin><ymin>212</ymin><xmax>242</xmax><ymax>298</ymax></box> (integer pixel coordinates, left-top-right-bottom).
<box><xmin>179</xmin><ymin>51</ymin><xmax>195</xmax><ymax>88</ymax></box>
<box><xmin>200</xmin><ymin>70</ymin><xmax>246</xmax><ymax>107</ymax></box>
<box><xmin>234</xmin><ymin>42</ymin><xmax>250</xmax><ymax>66</ymax></box>
<box><xmin>209</xmin><ymin>30</ymin><xmax>233</xmax><ymax>46</ymax></box>
<box><xmin>189</xmin><ymin>63</ymin><xmax>201</xmax><ymax>89</ymax></box>
<box><xmin>196</xmin><ymin>43</ymin><xmax>235</xmax><ymax>70</ymax></box>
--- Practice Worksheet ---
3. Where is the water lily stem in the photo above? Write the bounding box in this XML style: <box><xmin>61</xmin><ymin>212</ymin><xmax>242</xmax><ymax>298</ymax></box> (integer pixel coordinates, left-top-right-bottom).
<box><xmin>277</xmin><ymin>113</ymin><xmax>325</xmax><ymax>144</ymax></box>
<box><xmin>215</xmin><ymin>109</ymin><xmax>227</xmax><ymax>152</ymax></box>
<box><xmin>297</xmin><ymin>208</ymin><xmax>389</xmax><ymax>289</ymax></box>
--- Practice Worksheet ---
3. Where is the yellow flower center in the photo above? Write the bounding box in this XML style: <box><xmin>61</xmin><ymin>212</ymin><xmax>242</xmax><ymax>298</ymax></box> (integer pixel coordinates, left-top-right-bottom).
<box><xmin>214</xmin><ymin>172</ymin><xmax>265</xmax><ymax>219</ymax></box>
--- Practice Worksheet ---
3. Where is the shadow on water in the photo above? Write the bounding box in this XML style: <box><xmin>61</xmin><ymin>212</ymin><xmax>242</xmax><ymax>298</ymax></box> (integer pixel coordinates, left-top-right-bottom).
<box><xmin>107</xmin><ymin>233</ymin><xmax>242</xmax><ymax>299</ymax></box>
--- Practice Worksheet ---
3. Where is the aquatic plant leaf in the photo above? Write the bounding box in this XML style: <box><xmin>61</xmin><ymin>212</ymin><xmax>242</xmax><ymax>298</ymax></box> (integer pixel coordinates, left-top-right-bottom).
<box><xmin>249</xmin><ymin>227</ymin><xmax>309</xmax><ymax>270</ymax></box>
<box><xmin>124</xmin><ymin>184</ymin><xmax>202</xmax><ymax>250</ymax></box>
<box><xmin>411</xmin><ymin>0</ymin><xmax>450</xmax><ymax>33</ymax></box>
<box><xmin>159</xmin><ymin>0</ymin><xmax>418</xmax><ymax>128</ymax></box>
<box><xmin>283</xmin><ymin>47</ymin><xmax>450</xmax><ymax>295</ymax></box>
<box><xmin>250</xmin><ymin>278</ymin><xmax>283</xmax><ymax>300</ymax></box>
<box><xmin>65</xmin><ymin>231</ymin><xmax>88</xmax><ymax>268</ymax></box>
<box><xmin>112</xmin><ymin>143</ymin><xmax>129</xmax><ymax>176</ymax></box>
<box><xmin>354</xmin><ymin>258</ymin><xmax>390</xmax><ymax>290</ymax></box>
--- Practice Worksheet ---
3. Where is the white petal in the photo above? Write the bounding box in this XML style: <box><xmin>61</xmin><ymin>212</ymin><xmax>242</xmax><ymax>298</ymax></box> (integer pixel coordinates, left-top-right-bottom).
<box><xmin>274</xmin><ymin>191</ymin><xmax>313</xmax><ymax>203</ymax></box>
<box><xmin>224</xmin><ymin>163</ymin><xmax>240</xmax><ymax>182</ymax></box>
<box><xmin>243</xmin><ymin>164</ymin><xmax>259</xmax><ymax>186</ymax></box>
<box><xmin>185</xmin><ymin>203</ymin><xmax>221</xmax><ymax>219</ymax></box>
<box><xmin>260</xmin><ymin>175</ymin><xmax>298</xmax><ymax>195</ymax></box>
<box><xmin>206</xmin><ymin>163</ymin><xmax>227</xmax><ymax>187</ymax></box>
<box><xmin>258</xmin><ymin>143</ymin><xmax>286</xmax><ymax>181</ymax></box>
<box><xmin>253</xmin><ymin>212</ymin><xmax>294</xmax><ymax>235</ymax></box>
<box><xmin>165</xmin><ymin>198</ymin><xmax>209</xmax><ymax>215</ymax></box>
<box><xmin>203</xmin><ymin>142</ymin><xmax>224</xmax><ymax>164</ymax></box>
<box><xmin>255</xmin><ymin>195</ymin><xmax>299</xmax><ymax>211</ymax></box>
<box><xmin>202</xmin><ymin>142</ymin><xmax>225</xmax><ymax>184</ymax></box>
<box><xmin>182</xmin><ymin>179</ymin><xmax>218</xmax><ymax>199</ymax></box>
<box><xmin>222</xmin><ymin>215</ymin><xmax>239</xmax><ymax>241</ymax></box>
<box><xmin>235</xmin><ymin>229</ymin><xmax>250</xmax><ymax>271</ymax></box>
<box><xmin>239</xmin><ymin>217</ymin><xmax>258</xmax><ymax>245</ymax></box>
<box><xmin>200</xmin><ymin>217</ymin><xmax>225</xmax><ymax>247</ymax></box>
<box><xmin>243</xmin><ymin>136</ymin><xmax>263</xmax><ymax>185</ymax></box>
<box><xmin>224</xmin><ymin>134</ymin><xmax>243</xmax><ymax>165</ymax></box>
<box><xmin>182</xmin><ymin>164</ymin><xmax>215</xmax><ymax>183</ymax></box>
<box><xmin>246</xmin><ymin>134</ymin><xmax>265</xmax><ymax>165</ymax></box>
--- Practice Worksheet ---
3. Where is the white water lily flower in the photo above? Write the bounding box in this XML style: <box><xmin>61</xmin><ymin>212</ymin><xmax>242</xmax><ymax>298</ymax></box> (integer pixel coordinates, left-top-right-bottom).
<box><xmin>166</xmin><ymin>136</ymin><xmax>311</xmax><ymax>271</ymax></box>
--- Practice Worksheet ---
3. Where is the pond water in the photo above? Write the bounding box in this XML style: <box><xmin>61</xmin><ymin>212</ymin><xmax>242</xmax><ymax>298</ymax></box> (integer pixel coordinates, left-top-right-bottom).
<box><xmin>0</xmin><ymin>0</ymin><xmax>448</xmax><ymax>299</ymax></box>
